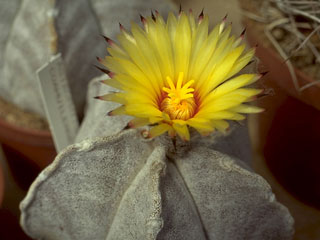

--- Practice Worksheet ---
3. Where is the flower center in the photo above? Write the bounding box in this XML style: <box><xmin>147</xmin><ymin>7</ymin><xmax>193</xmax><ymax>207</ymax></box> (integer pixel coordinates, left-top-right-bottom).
<box><xmin>161</xmin><ymin>72</ymin><xmax>197</xmax><ymax>120</ymax></box>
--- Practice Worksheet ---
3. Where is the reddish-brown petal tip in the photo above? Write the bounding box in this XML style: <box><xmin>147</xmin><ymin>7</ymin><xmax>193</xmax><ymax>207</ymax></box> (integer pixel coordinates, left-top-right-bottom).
<box><xmin>123</xmin><ymin>123</ymin><xmax>131</xmax><ymax>130</ymax></box>
<box><xmin>151</xmin><ymin>11</ymin><xmax>156</xmax><ymax>21</ymax></box>
<box><xmin>179</xmin><ymin>4</ymin><xmax>182</xmax><ymax>14</ymax></box>
<box><xmin>119</xmin><ymin>23</ymin><xmax>125</xmax><ymax>31</ymax></box>
<box><xmin>127</xmin><ymin>121</ymin><xmax>134</xmax><ymax>128</ymax></box>
<box><xmin>252</xmin><ymin>89</ymin><xmax>272</xmax><ymax>100</ymax></box>
<box><xmin>223</xmin><ymin>13</ymin><xmax>228</xmax><ymax>21</ymax></box>
<box><xmin>108</xmin><ymin>72</ymin><xmax>115</xmax><ymax>78</ymax></box>
<box><xmin>96</xmin><ymin>56</ymin><xmax>103</xmax><ymax>63</ymax></box>
<box><xmin>101</xmin><ymin>35</ymin><xmax>113</xmax><ymax>45</ymax></box>
<box><xmin>94</xmin><ymin>96</ymin><xmax>101</xmax><ymax>100</ymax></box>
<box><xmin>140</xmin><ymin>14</ymin><xmax>146</xmax><ymax>24</ymax></box>
<box><xmin>107</xmin><ymin>111</ymin><xmax>113</xmax><ymax>116</ymax></box>
<box><xmin>94</xmin><ymin>65</ymin><xmax>110</xmax><ymax>75</ymax></box>
<box><xmin>240</xmin><ymin>27</ymin><xmax>246</xmax><ymax>38</ymax></box>
<box><xmin>259</xmin><ymin>71</ymin><xmax>269</xmax><ymax>77</ymax></box>
<box><xmin>198</xmin><ymin>9</ymin><xmax>204</xmax><ymax>20</ymax></box>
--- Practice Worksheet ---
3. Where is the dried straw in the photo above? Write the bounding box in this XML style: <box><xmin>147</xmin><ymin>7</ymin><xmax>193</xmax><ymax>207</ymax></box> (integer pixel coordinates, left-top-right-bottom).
<box><xmin>243</xmin><ymin>0</ymin><xmax>320</xmax><ymax>92</ymax></box>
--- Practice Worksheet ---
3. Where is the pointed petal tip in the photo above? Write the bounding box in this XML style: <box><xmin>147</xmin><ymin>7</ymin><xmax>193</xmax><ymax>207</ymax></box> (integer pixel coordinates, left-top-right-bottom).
<box><xmin>240</xmin><ymin>27</ymin><xmax>246</xmax><ymax>38</ymax></box>
<box><xmin>126</xmin><ymin>121</ymin><xmax>134</xmax><ymax>129</ymax></box>
<box><xmin>151</xmin><ymin>11</ymin><xmax>156</xmax><ymax>21</ymax></box>
<box><xmin>251</xmin><ymin>89</ymin><xmax>270</xmax><ymax>101</ymax></box>
<box><xmin>101</xmin><ymin>34</ymin><xmax>113</xmax><ymax>45</ymax></box>
<box><xmin>245</xmin><ymin>60</ymin><xmax>254</xmax><ymax>68</ymax></box>
<box><xmin>223</xmin><ymin>13</ymin><xmax>228</xmax><ymax>21</ymax></box>
<box><xmin>94</xmin><ymin>65</ymin><xmax>109</xmax><ymax>74</ymax></box>
<box><xmin>260</xmin><ymin>71</ymin><xmax>269</xmax><ymax>77</ymax></box>
<box><xmin>119</xmin><ymin>23</ymin><xmax>125</xmax><ymax>31</ymax></box>
<box><xmin>123</xmin><ymin>123</ymin><xmax>131</xmax><ymax>130</ymax></box>
<box><xmin>96</xmin><ymin>56</ymin><xmax>103</xmax><ymax>62</ymax></box>
<box><xmin>198</xmin><ymin>8</ymin><xmax>204</xmax><ymax>21</ymax></box>
<box><xmin>140</xmin><ymin>14</ymin><xmax>146</xmax><ymax>24</ymax></box>
<box><xmin>108</xmin><ymin>72</ymin><xmax>115</xmax><ymax>78</ymax></box>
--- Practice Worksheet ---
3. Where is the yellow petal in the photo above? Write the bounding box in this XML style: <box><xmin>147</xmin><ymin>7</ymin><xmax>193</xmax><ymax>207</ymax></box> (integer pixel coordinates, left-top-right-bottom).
<box><xmin>230</xmin><ymin>104</ymin><xmax>264</xmax><ymax>113</ymax></box>
<box><xmin>146</xmin><ymin>18</ymin><xmax>174</xmax><ymax>80</ymax></box>
<box><xmin>200</xmin><ymin>74</ymin><xmax>258</xmax><ymax>107</ymax></box>
<box><xmin>98</xmin><ymin>93</ymin><xmax>126</xmax><ymax>104</ymax></box>
<box><xmin>173</xmin><ymin>122</ymin><xmax>190</xmax><ymax>141</ymax></box>
<box><xmin>212</xmin><ymin>120</ymin><xmax>229</xmax><ymax>132</ymax></box>
<box><xmin>108</xmin><ymin>105</ymin><xmax>126</xmax><ymax>116</ymax></box>
<box><xmin>204</xmin><ymin>111</ymin><xmax>245</xmax><ymax>120</ymax></box>
<box><xmin>174</xmin><ymin>12</ymin><xmax>192</xmax><ymax>81</ymax></box>
<box><xmin>149</xmin><ymin>123</ymin><xmax>171</xmax><ymax>138</ymax></box>
<box><xmin>186</xmin><ymin>118</ymin><xmax>214</xmax><ymax>132</ymax></box>
<box><xmin>225</xmin><ymin>48</ymin><xmax>255</xmax><ymax>79</ymax></box>
<box><xmin>126</xmin><ymin>104</ymin><xmax>162</xmax><ymax>118</ymax></box>
<box><xmin>188</xmin><ymin>22</ymin><xmax>220</xmax><ymax>81</ymax></box>
<box><xmin>128</xmin><ymin>118</ymin><xmax>150</xmax><ymax>128</ymax></box>
<box><xmin>189</xmin><ymin>15</ymin><xmax>208</xmax><ymax>71</ymax></box>
<box><xmin>202</xmin><ymin>45</ymin><xmax>245</xmax><ymax>96</ymax></box>
<box><xmin>100</xmin><ymin>78</ymin><xmax>122</xmax><ymax>89</ymax></box>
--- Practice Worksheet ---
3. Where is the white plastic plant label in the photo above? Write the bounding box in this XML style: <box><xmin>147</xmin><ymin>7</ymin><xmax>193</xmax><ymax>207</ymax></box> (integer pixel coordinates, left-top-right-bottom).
<box><xmin>37</xmin><ymin>53</ymin><xmax>79</xmax><ymax>152</ymax></box>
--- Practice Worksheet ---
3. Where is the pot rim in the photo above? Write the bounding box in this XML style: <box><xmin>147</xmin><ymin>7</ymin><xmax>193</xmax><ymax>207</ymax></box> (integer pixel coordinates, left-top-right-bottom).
<box><xmin>0</xmin><ymin>117</ymin><xmax>53</xmax><ymax>147</ymax></box>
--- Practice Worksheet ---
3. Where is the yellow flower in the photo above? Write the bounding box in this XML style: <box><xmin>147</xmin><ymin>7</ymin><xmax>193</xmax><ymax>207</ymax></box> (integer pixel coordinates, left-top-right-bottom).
<box><xmin>96</xmin><ymin>10</ymin><xmax>263</xmax><ymax>141</ymax></box>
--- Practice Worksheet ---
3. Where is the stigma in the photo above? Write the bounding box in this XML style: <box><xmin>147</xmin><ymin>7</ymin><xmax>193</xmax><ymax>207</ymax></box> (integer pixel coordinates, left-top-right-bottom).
<box><xmin>161</xmin><ymin>72</ymin><xmax>197</xmax><ymax>120</ymax></box>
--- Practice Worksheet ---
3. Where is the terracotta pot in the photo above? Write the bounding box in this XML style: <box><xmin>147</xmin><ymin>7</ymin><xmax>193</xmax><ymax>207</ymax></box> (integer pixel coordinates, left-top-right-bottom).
<box><xmin>249</xmin><ymin>94</ymin><xmax>320</xmax><ymax>240</ymax></box>
<box><xmin>0</xmin><ymin>161</ymin><xmax>4</xmax><ymax>207</ymax></box>
<box><xmin>246</xmin><ymin>26</ymin><xmax>320</xmax><ymax>239</ymax></box>
<box><xmin>0</xmin><ymin>118</ymin><xmax>56</xmax><ymax>190</ymax></box>
<box><xmin>246</xmin><ymin>28</ymin><xmax>320</xmax><ymax>111</ymax></box>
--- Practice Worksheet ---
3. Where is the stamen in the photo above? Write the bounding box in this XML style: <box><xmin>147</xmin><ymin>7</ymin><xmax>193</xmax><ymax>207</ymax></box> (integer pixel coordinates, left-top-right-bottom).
<box><xmin>161</xmin><ymin>72</ymin><xmax>197</xmax><ymax>120</ymax></box>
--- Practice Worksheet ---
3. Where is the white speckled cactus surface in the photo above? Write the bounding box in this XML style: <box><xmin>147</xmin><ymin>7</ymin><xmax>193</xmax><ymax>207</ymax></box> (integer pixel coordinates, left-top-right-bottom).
<box><xmin>20</xmin><ymin>76</ymin><xmax>294</xmax><ymax>240</ymax></box>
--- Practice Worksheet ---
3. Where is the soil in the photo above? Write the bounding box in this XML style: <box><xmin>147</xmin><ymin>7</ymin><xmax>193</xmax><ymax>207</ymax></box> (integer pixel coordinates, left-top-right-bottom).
<box><xmin>239</xmin><ymin>0</ymin><xmax>320</xmax><ymax>81</ymax></box>
<box><xmin>0</xmin><ymin>96</ymin><xmax>49</xmax><ymax>131</ymax></box>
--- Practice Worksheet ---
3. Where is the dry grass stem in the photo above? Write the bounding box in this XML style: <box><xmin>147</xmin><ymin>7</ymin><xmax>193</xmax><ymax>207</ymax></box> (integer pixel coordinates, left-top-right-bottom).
<box><xmin>243</xmin><ymin>0</ymin><xmax>320</xmax><ymax>92</ymax></box>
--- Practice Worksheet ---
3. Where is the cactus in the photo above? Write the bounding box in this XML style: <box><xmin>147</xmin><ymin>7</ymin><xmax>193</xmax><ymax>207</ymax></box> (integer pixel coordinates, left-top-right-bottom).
<box><xmin>19</xmin><ymin>6</ymin><xmax>294</xmax><ymax>240</ymax></box>
<box><xmin>20</xmin><ymin>76</ymin><xmax>294</xmax><ymax>240</ymax></box>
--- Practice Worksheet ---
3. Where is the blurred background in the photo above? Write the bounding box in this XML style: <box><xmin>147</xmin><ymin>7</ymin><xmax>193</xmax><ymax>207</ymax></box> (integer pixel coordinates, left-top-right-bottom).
<box><xmin>0</xmin><ymin>0</ymin><xmax>319</xmax><ymax>239</ymax></box>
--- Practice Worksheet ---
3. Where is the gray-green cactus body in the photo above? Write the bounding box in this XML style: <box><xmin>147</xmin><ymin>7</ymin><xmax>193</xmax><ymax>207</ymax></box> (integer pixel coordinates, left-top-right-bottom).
<box><xmin>20</xmin><ymin>129</ymin><xmax>294</xmax><ymax>240</ymax></box>
<box><xmin>0</xmin><ymin>0</ymin><xmax>21</xmax><ymax>91</ymax></box>
<box><xmin>20</xmin><ymin>76</ymin><xmax>294</xmax><ymax>240</ymax></box>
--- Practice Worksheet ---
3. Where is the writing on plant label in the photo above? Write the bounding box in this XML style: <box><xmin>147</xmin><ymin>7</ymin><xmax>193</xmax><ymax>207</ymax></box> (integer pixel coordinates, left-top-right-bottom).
<box><xmin>37</xmin><ymin>53</ymin><xmax>79</xmax><ymax>152</ymax></box>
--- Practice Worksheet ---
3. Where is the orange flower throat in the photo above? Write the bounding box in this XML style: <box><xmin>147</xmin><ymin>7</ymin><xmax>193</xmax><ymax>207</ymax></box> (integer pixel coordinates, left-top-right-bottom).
<box><xmin>160</xmin><ymin>72</ymin><xmax>197</xmax><ymax>120</ymax></box>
